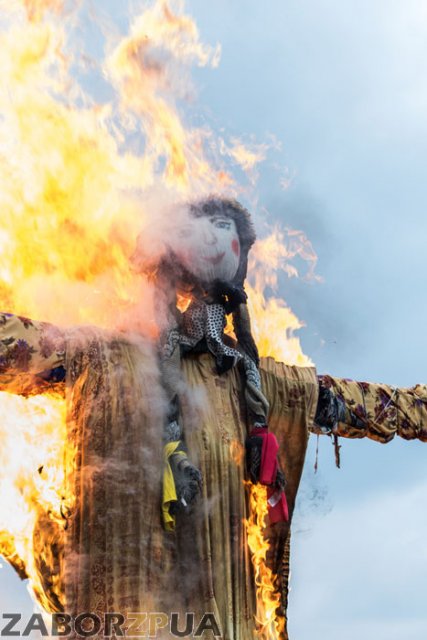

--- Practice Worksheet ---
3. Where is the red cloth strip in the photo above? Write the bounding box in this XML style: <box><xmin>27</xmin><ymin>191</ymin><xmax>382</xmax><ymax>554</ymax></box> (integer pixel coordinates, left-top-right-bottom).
<box><xmin>250</xmin><ymin>426</ymin><xmax>289</xmax><ymax>522</ymax></box>
<box><xmin>267</xmin><ymin>487</ymin><xmax>289</xmax><ymax>523</ymax></box>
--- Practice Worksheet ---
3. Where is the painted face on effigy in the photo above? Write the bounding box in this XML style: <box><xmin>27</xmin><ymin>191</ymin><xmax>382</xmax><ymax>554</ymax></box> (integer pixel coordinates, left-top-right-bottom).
<box><xmin>174</xmin><ymin>214</ymin><xmax>241</xmax><ymax>283</ymax></box>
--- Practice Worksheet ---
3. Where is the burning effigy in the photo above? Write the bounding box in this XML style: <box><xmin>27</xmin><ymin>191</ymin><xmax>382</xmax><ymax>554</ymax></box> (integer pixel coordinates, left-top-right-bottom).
<box><xmin>0</xmin><ymin>2</ymin><xmax>426</xmax><ymax>640</ymax></box>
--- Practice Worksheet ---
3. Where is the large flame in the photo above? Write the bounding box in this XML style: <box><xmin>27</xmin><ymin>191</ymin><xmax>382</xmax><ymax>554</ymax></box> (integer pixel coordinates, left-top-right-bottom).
<box><xmin>0</xmin><ymin>391</ymin><xmax>69</xmax><ymax>612</ymax></box>
<box><xmin>0</xmin><ymin>0</ymin><xmax>315</xmax><ymax>633</ymax></box>
<box><xmin>246</xmin><ymin>483</ymin><xmax>286</xmax><ymax>639</ymax></box>
<box><xmin>248</xmin><ymin>228</ymin><xmax>318</xmax><ymax>367</ymax></box>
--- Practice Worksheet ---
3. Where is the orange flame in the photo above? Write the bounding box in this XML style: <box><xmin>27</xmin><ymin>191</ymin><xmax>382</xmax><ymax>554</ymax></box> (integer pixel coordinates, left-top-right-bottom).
<box><xmin>245</xmin><ymin>483</ymin><xmax>285</xmax><ymax>639</ymax></box>
<box><xmin>0</xmin><ymin>391</ymin><xmax>70</xmax><ymax>611</ymax></box>
<box><xmin>107</xmin><ymin>0</ymin><xmax>221</xmax><ymax>193</ymax></box>
<box><xmin>248</xmin><ymin>227</ymin><xmax>320</xmax><ymax>366</ymax></box>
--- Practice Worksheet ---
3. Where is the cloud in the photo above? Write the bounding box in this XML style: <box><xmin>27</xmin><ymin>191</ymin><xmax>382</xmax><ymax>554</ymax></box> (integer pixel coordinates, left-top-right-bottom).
<box><xmin>290</xmin><ymin>478</ymin><xmax>427</xmax><ymax>639</ymax></box>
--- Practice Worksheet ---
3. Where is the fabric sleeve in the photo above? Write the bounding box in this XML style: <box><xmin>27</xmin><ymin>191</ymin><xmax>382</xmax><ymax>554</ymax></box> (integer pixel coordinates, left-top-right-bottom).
<box><xmin>315</xmin><ymin>374</ymin><xmax>427</xmax><ymax>443</ymax></box>
<box><xmin>0</xmin><ymin>312</ymin><xmax>66</xmax><ymax>395</ymax></box>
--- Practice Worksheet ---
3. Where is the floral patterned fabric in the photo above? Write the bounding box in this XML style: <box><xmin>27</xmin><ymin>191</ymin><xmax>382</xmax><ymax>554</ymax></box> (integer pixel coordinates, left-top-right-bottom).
<box><xmin>315</xmin><ymin>375</ymin><xmax>427</xmax><ymax>442</ymax></box>
<box><xmin>0</xmin><ymin>313</ymin><xmax>65</xmax><ymax>395</ymax></box>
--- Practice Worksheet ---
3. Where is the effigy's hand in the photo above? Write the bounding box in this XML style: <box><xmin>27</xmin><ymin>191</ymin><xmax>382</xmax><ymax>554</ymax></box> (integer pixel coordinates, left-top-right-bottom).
<box><xmin>162</xmin><ymin>436</ymin><xmax>202</xmax><ymax>530</ymax></box>
<box><xmin>314</xmin><ymin>381</ymin><xmax>366</xmax><ymax>434</ymax></box>
<box><xmin>174</xmin><ymin>458</ymin><xmax>202</xmax><ymax>508</ymax></box>
<box><xmin>169</xmin><ymin>456</ymin><xmax>202</xmax><ymax>515</ymax></box>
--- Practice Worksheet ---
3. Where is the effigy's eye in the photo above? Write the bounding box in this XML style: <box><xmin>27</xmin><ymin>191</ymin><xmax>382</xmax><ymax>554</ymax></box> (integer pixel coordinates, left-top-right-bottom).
<box><xmin>212</xmin><ymin>218</ymin><xmax>231</xmax><ymax>230</ymax></box>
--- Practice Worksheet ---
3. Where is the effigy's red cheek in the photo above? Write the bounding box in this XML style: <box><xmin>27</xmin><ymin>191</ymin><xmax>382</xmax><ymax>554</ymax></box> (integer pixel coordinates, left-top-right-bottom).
<box><xmin>232</xmin><ymin>239</ymin><xmax>240</xmax><ymax>256</ymax></box>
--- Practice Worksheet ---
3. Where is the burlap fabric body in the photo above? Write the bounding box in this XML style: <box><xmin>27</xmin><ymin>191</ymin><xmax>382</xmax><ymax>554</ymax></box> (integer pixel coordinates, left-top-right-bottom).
<box><xmin>62</xmin><ymin>333</ymin><xmax>317</xmax><ymax>639</ymax></box>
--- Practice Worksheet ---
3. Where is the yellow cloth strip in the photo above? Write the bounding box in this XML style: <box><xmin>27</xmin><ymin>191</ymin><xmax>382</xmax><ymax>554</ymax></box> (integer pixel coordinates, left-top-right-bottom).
<box><xmin>162</xmin><ymin>441</ymin><xmax>187</xmax><ymax>532</ymax></box>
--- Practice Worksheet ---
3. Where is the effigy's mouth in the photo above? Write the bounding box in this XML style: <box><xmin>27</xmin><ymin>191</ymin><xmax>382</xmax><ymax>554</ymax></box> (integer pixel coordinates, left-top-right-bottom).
<box><xmin>203</xmin><ymin>252</ymin><xmax>225</xmax><ymax>265</ymax></box>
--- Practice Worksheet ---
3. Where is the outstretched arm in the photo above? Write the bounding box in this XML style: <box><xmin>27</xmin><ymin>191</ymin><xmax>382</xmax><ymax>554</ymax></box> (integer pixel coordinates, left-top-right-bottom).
<box><xmin>0</xmin><ymin>312</ymin><xmax>66</xmax><ymax>395</ymax></box>
<box><xmin>313</xmin><ymin>374</ymin><xmax>427</xmax><ymax>443</ymax></box>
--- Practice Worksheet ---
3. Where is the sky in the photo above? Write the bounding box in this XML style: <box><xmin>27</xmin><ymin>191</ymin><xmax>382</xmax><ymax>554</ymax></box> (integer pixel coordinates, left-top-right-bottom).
<box><xmin>1</xmin><ymin>1</ymin><xmax>427</xmax><ymax>639</ymax></box>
